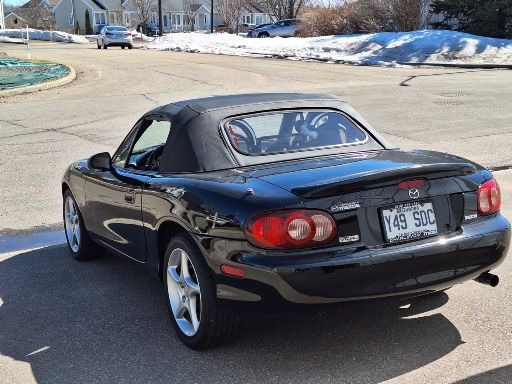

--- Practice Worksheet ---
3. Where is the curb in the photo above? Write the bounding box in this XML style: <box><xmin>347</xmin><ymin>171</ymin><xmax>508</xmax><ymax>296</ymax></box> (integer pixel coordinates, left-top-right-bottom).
<box><xmin>398</xmin><ymin>62</ymin><xmax>512</xmax><ymax>69</ymax></box>
<box><xmin>0</xmin><ymin>63</ymin><xmax>76</xmax><ymax>97</ymax></box>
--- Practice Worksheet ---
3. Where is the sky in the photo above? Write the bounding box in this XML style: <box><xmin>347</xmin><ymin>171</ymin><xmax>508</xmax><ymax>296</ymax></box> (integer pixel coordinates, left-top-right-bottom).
<box><xmin>5</xmin><ymin>0</ymin><xmax>30</xmax><ymax>6</ymax></box>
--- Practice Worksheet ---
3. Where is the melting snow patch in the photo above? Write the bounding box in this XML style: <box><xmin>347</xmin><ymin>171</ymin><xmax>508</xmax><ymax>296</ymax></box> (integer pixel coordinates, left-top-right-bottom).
<box><xmin>144</xmin><ymin>30</ymin><xmax>512</xmax><ymax>67</ymax></box>
<box><xmin>0</xmin><ymin>29</ymin><xmax>88</xmax><ymax>44</ymax></box>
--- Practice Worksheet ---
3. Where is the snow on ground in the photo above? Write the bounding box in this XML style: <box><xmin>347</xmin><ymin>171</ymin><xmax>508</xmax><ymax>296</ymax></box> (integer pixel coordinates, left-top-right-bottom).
<box><xmin>145</xmin><ymin>30</ymin><xmax>512</xmax><ymax>66</ymax></box>
<box><xmin>0</xmin><ymin>29</ymin><xmax>88</xmax><ymax>44</ymax></box>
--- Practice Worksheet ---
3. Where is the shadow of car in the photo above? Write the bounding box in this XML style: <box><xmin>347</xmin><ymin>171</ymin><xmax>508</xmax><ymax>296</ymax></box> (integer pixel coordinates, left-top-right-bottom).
<box><xmin>0</xmin><ymin>244</ymin><xmax>463</xmax><ymax>383</ymax></box>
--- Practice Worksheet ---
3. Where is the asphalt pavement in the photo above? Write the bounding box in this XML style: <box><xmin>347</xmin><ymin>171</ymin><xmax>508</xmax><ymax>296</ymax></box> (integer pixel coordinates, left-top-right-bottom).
<box><xmin>1</xmin><ymin>41</ymin><xmax>512</xmax><ymax>384</ymax></box>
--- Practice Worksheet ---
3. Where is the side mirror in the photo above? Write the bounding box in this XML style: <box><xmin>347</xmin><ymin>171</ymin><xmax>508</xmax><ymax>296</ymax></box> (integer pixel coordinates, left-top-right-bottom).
<box><xmin>88</xmin><ymin>152</ymin><xmax>112</xmax><ymax>171</ymax></box>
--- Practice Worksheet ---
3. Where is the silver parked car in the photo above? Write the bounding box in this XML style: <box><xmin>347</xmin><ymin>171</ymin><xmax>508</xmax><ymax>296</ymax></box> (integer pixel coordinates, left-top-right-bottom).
<box><xmin>97</xmin><ymin>26</ymin><xmax>133</xmax><ymax>49</ymax></box>
<box><xmin>250</xmin><ymin>19</ymin><xmax>303</xmax><ymax>38</ymax></box>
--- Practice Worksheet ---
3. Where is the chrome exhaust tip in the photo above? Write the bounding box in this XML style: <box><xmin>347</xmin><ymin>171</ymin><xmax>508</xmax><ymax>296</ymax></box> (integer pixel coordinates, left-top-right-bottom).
<box><xmin>474</xmin><ymin>272</ymin><xmax>499</xmax><ymax>287</ymax></box>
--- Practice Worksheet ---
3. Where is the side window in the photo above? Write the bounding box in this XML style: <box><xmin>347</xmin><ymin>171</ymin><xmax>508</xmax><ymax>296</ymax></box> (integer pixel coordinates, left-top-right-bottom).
<box><xmin>114</xmin><ymin>120</ymin><xmax>171</xmax><ymax>171</ymax></box>
<box><xmin>113</xmin><ymin>126</ymin><xmax>138</xmax><ymax>168</ymax></box>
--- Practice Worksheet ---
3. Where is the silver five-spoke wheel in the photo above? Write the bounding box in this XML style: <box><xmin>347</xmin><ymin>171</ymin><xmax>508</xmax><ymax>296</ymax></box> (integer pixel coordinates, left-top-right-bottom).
<box><xmin>167</xmin><ymin>248</ymin><xmax>201</xmax><ymax>336</ymax></box>
<box><xmin>64</xmin><ymin>196</ymin><xmax>81</xmax><ymax>253</ymax></box>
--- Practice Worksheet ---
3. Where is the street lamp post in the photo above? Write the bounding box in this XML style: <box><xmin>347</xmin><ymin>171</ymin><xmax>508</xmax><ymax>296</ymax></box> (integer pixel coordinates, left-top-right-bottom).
<box><xmin>158</xmin><ymin>0</ymin><xmax>163</xmax><ymax>36</ymax></box>
<box><xmin>0</xmin><ymin>0</ymin><xmax>5</xmax><ymax>30</ymax></box>
<box><xmin>210</xmin><ymin>0</ymin><xmax>213</xmax><ymax>33</ymax></box>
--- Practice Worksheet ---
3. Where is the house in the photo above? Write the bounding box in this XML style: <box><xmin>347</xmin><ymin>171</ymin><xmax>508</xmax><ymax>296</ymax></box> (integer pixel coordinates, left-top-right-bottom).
<box><xmin>54</xmin><ymin>0</ymin><xmax>140</xmax><ymax>33</ymax></box>
<box><xmin>54</xmin><ymin>0</ymin><xmax>272</xmax><ymax>34</ymax></box>
<box><xmin>4</xmin><ymin>12</ymin><xmax>25</xmax><ymax>28</ymax></box>
<box><xmin>240</xmin><ymin>3</ymin><xmax>272</xmax><ymax>26</ymax></box>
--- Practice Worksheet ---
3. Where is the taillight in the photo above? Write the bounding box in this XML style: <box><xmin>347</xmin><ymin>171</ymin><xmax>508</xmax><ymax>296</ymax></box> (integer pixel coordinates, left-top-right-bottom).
<box><xmin>478</xmin><ymin>178</ymin><xmax>501</xmax><ymax>215</ymax></box>
<box><xmin>245</xmin><ymin>210</ymin><xmax>337</xmax><ymax>249</ymax></box>
<box><xmin>127</xmin><ymin>33</ymin><xmax>132</xmax><ymax>37</ymax></box>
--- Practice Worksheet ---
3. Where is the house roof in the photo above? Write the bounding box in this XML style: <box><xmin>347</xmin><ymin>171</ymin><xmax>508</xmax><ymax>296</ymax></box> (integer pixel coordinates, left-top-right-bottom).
<box><xmin>5</xmin><ymin>12</ymin><xmax>25</xmax><ymax>21</ymax></box>
<box><xmin>245</xmin><ymin>2</ymin><xmax>265</xmax><ymax>13</ymax></box>
<box><xmin>96</xmin><ymin>0</ymin><xmax>122</xmax><ymax>11</ymax></box>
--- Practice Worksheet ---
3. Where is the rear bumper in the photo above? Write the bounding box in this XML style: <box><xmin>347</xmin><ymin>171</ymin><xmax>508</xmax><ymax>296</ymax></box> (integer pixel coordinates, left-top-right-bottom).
<box><xmin>103</xmin><ymin>38</ymin><xmax>133</xmax><ymax>45</ymax></box>
<box><xmin>206</xmin><ymin>214</ymin><xmax>510</xmax><ymax>310</ymax></box>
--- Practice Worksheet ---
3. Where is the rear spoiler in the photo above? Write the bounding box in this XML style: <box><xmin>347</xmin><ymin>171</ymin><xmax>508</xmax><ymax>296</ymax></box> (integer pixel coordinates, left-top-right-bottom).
<box><xmin>292</xmin><ymin>162</ymin><xmax>477</xmax><ymax>198</ymax></box>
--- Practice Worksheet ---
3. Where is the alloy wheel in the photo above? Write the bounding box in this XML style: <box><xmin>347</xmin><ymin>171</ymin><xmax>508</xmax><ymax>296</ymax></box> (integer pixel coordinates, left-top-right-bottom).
<box><xmin>64</xmin><ymin>196</ymin><xmax>81</xmax><ymax>253</ymax></box>
<box><xmin>167</xmin><ymin>248</ymin><xmax>201</xmax><ymax>336</ymax></box>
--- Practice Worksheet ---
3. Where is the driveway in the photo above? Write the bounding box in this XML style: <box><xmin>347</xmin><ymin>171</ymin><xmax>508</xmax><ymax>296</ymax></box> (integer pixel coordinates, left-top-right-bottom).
<box><xmin>1</xmin><ymin>42</ymin><xmax>512</xmax><ymax>231</ymax></box>
<box><xmin>0</xmin><ymin>42</ymin><xmax>511</xmax><ymax>384</ymax></box>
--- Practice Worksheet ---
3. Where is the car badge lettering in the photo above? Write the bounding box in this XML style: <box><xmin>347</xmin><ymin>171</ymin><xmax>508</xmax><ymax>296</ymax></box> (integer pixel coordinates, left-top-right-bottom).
<box><xmin>339</xmin><ymin>235</ymin><xmax>360</xmax><ymax>243</ymax></box>
<box><xmin>331</xmin><ymin>201</ymin><xmax>361</xmax><ymax>212</ymax></box>
<box><xmin>408</xmin><ymin>188</ymin><xmax>420</xmax><ymax>199</ymax></box>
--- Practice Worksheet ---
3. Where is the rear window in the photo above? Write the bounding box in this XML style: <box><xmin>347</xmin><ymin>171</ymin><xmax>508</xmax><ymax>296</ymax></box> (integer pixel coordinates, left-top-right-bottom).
<box><xmin>107</xmin><ymin>26</ymin><xmax>128</xmax><ymax>32</ymax></box>
<box><xmin>224</xmin><ymin>110</ymin><xmax>368</xmax><ymax>156</ymax></box>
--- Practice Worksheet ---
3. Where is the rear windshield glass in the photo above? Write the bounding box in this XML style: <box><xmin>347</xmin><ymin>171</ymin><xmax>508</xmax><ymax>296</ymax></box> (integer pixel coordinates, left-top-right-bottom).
<box><xmin>107</xmin><ymin>27</ymin><xmax>128</xmax><ymax>32</ymax></box>
<box><xmin>224</xmin><ymin>110</ymin><xmax>368</xmax><ymax>156</ymax></box>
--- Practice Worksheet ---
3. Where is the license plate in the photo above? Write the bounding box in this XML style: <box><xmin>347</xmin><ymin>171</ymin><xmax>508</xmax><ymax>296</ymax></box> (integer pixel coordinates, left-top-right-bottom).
<box><xmin>381</xmin><ymin>201</ymin><xmax>438</xmax><ymax>243</ymax></box>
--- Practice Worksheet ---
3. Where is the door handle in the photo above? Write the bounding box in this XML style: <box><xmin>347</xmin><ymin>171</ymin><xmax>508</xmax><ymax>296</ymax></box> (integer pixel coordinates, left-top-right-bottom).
<box><xmin>124</xmin><ymin>191</ymin><xmax>136</xmax><ymax>204</ymax></box>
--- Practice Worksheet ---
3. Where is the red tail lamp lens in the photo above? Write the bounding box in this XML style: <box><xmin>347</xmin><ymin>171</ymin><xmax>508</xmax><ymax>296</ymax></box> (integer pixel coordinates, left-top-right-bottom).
<box><xmin>245</xmin><ymin>210</ymin><xmax>337</xmax><ymax>249</ymax></box>
<box><xmin>478</xmin><ymin>179</ymin><xmax>501</xmax><ymax>215</ymax></box>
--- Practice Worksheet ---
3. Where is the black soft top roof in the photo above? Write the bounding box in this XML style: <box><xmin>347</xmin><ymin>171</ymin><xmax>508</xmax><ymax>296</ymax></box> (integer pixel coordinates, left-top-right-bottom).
<box><xmin>144</xmin><ymin>93</ymin><xmax>390</xmax><ymax>173</ymax></box>
<box><xmin>148</xmin><ymin>93</ymin><xmax>339</xmax><ymax>115</ymax></box>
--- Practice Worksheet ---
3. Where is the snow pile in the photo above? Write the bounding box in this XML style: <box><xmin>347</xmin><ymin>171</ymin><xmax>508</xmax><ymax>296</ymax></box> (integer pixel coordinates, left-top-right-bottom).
<box><xmin>0</xmin><ymin>29</ymin><xmax>89</xmax><ymax>44</ymax></box>
<box><xmin>131</xmin><ymin>30</ymin><xmax>153</xmax><ymax>42</ymax></box>
<box><xmin>145</xmin><ymin>30</ymin><xmax>512</xmax><ymax>66</ymax></box>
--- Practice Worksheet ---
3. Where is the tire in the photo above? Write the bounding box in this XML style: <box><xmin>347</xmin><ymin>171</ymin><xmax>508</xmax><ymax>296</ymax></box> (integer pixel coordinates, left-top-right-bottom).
<box><xmin>63</xmin><ymin>190</ymin><xmax>102</xmax><ymax>261</ymax></box>
<box><xmin>128</xmin><ymin>44</ymin><xmax>133</xmax><ymax>50</ymax></box>
<box><xmin>121</xmin><ymin>45</ymin><xmax>125</xmax><ymax>49</ymax></box>
<box><xmin>163</xmin><ymin>234</ymin><xmax>239</xmax><ymax>349</ymax></box>
<box><xmin>103</xmin><ymin>41</ymin><xmax>108</xmax><ymax>49</ymax></box>
<box><xmin>97</xmin><ymin>41</ymin><xmax>101</xmax><ymax>49</ymax></box>
<box><xmin>258</xmin><ymin>32</ymin><xmax>269</xmax><ymax>38</ymax></box>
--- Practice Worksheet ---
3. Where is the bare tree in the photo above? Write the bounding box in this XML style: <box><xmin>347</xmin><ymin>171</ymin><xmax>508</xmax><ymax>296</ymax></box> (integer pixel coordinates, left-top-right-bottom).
<box><xmin>215</xmin><ymin>0</ymin><xmax>248</xmax><ymax>33</ymax></box>
<box><xmin>127</xmin><ymin>0</ymin><xmax>157</xmax><ymax>27</ymax></box>
<box><xmin>390</xmin><ymin>0</ymin><xmax>429</xmax><ymax>31</ymax></box>
<box><xmin>19</xmin><ymin>0</ymin><xmax>55</xmax><ymax>29</ymax></box>
<box><xmin>261</xmin><ymin>0</ymin><xmax>306</xmax><ymax>20</ymax></box>
<box><xmin>183</xmin><ymin>0</ymin><xmax>202</xmax><ymax>31</ymax></box>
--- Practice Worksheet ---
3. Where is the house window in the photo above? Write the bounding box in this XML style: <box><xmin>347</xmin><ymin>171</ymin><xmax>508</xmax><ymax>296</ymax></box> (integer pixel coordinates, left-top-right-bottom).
<box><xmin>68</xmin><ymin>13</ymin><xmax>74</xmax><ymax>26</ymax></box>
<box><xmin>150</xmin><ymin>12</ymin><xmax>158</xmax><ymax>24</ymax></box>
<box><xmin>94</xmin><ymin>11</ymin><xmax>106</xmax><ymax>25</ymax></box>
<box><xmin>255</xmin><ymin>15</ymin><xmax>262</xmax><ymax>25</ymax></box>
<box><xmin>203</xmin><ymin>14</ymin><xmax>207</xmax><ymax>24</ymax></box>
<box><xmin>123</xmin><ymin>12</ymin><xmax>132</xmax><ymax>26</ymax></box>
<box><xmin>171</xmin><ymin>13</ymin><xmax>182</xmax><ymax>27</ymax></box>
<box><xmin>163</xmin><ymin>14</ymin><xmax>169</xmax><ymax>28</ymax></box>
<box><xmin>244</xmin><ymin>15</ymin><xmax>251</xmax><ymax>23</ymax></box>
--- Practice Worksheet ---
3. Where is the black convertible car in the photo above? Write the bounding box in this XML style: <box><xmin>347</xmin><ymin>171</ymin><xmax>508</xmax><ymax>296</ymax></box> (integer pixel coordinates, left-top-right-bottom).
<box><xmin>62</xmin><ymin>93</ymin><xmax>510</xmax><ymax>348</ymax></box>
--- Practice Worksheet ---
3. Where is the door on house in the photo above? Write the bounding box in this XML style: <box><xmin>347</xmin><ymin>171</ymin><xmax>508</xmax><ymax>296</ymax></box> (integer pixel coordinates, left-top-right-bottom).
<box><xmin>109</xmin><ymin>12</ymin><xmax>116</xmax><ymax>25</ymax></box>
<box><xmin>171</xmin><ymin>13</ymin><xmax>182</xmax><ymax>30</ymax></box>
<box><xmin>163</xmin><ymin>14</ymin><xmax>169</xmax><ymax>30</ymax></box>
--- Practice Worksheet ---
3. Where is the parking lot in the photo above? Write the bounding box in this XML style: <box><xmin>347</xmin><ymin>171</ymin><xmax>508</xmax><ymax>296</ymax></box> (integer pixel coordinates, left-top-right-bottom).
<box><xmin>1</xmin><ymin>41</ymin><xmax>512</xmax><ymax>383</ymax></box>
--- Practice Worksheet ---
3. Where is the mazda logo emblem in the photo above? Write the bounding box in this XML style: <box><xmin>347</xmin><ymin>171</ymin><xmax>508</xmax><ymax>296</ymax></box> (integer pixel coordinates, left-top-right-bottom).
<box><xmin>409</xmin><ymin>188</ymin><xmax>420</xmax><ymax>199</ymax></box>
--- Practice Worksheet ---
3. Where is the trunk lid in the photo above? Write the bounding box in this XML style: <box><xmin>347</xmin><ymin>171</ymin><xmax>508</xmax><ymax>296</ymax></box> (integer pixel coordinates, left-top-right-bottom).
<box><xmin>241</xmin><ymin>149</ymin><xmax>484</xmax><ymax>247</ymax></box>
<box><xmin>245</xmin><ymin>149</ymin><xmax>478</xmax><ymax>198</ymax></box>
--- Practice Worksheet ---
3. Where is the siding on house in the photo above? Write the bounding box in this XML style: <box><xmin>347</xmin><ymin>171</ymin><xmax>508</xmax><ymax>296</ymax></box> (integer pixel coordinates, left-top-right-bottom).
<box><xmin>54</xmin><ymin>0</ymin><xmax>74</xmax><ymax>32</ymax></box>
